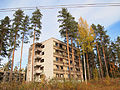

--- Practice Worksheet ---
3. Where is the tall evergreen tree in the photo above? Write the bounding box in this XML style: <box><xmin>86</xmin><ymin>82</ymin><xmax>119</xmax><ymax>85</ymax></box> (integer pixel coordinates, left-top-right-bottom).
<box><xmin>10</xmin><ymin>9</ymin><xmax>24</xmax><ymax>81</ymax></box>
<box><xmin>58</xmin><ymin>8</ymin><xmax>76</xmax><ymax>79</ymax></box>
<box><xmin>76</xmin><ymin>42</ymin><xmax>84</xmax><ymax>81</ymax></box>
<box><xmin>19</xmin><ymin>15</ymin><xmax>30</xmax><ymax>81</ymax></box>
<box><xmin>0</xmin><ymin>16</ymin><xmax>11</xmax><ymax>57</ymax></box>
<box><xmin>92</xmin><ymin>24</ymin><xmax>109</xmax><ymax>77</ymax></box>
<box><xmin>69</xmin><ymin>20</ymin><xmax>78</xmax><ymax>78</ymax></box>
<box><xmin>30</xmin><ymin>9</ymin><xmax>42</xmax><ymax>81</ymax></box>
<box><xmin>116</xmin><ymin>36</ymin><xmax>120</xmax><ymax>64</ymax></box>
<box><xmin>92</xmin><ymin>24</ymin><xmax>104</xmax><ymax>78</ymax></box>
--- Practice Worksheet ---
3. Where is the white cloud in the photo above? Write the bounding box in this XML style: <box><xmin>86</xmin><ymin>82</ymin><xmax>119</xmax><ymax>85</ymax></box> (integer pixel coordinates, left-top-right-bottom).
<box><xmin>70</xmin><ymin>0</ymin><xmax>120</xmax><ymax>28</ymax></box>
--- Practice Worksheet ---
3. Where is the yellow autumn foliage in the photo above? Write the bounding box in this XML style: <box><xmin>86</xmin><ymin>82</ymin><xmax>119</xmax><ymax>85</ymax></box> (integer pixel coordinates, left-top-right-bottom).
<box><xmin>77</xmin><ymin>17</ymin><xmax>95</xmax><ymax>53</ymax></box>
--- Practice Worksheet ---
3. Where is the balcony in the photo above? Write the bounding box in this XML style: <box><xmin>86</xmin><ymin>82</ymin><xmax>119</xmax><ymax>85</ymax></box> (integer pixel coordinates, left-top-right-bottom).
<box><xmin>54</xmin><ymin>52</ymin><xmax>65</xmax><ymax>57</ymax></box>
<box><xmin>35</xmin><ymin>54</ymin><xmax>41</xmax><ymax>58</ymax></box>
<box><xmin>75</xmin><ymin>71</ymin><xmax>80</xmax><ymax>74</ymax></box>
<box><xmin>34</xmin><ymin>76</ymin><xmax>41</xmax><ymax>82</ymax></box>
<box><xmin>35</xmin><ymin>50</ymin><xmax>41</xmax><ymax>55</ymax></box>
<box><xmin>54</xmin><ymin>60</ymin><xmax>64</xmax><ymax>64</ymax></box>
<box><xmin>34</xmin><ymin>62</ymin><xmax>41</xmax><ymax>66</ymax></box>
<box><xmin>35</xmin><ymin>43</ymin><xmax>42</xmax><ymax>48</ymax></box>
<box><xmin>35</xmin><ymin>70</ymin><xmax>43</xmax><ymax>74</ymax></box>
<box><xmin>35</xmin><ymin>47</ymin><xmax>42</xmax><ymax>51</ymax></box>
<box><xmin>53</xmin><ymin>44</ymin><xmax>65</xmax><ymax>51</ymax></box>
<box><xmin>35</xmin><ymin>57</ymin><xmax>41</xmax><ymax>61</ymax></box>
<box><xmin>54</xmin><ymin>69</ymin><xmax>64</xmax><ymax>72</ymax></box>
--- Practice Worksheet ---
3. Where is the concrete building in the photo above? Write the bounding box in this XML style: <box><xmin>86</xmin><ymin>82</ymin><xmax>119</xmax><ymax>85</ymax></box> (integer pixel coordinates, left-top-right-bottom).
<box><xmin>27</xmin><ymin>38</ymin><xmax>83</xmax><ymax>82</ymax></box>
<box><xmin>0</xmin><ymin>69</ymin><xmax>25</xmax><ymax>82</ymax></box>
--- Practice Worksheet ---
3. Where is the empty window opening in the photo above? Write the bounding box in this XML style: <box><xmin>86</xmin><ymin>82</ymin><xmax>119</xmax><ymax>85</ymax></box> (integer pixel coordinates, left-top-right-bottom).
<box><xmin>77</xmin><ymin>75</ymin><xmax>80</xmax><ymax>78</ymax></box>
<box><xmin>71</xmin><ymin>75</ymin><xmax>74</xmax><ymax>77</ymax></box>
<box><xmin>56</xmin><ymin>74</ymin><xmax>59</xmax><ymax>77</ymax></box>
<box><xmin>76</xmin><ymin>68</ymin><xmax>79</xmax><ymax>71</ymax></box>
<box><xmin>56</xmin><ymin>57</ymin><xmax>58</xmax><ymax>61</ymax></box>
<box><xmin>70</xmin><ymin>54</ymin><xmax>72</xmax><ymax>58</ymax></box>
<box><xmin>56</xmin><ymin>50</ymin><xmax>59</xmax><ymax>53</ymax></box>
<box><xmin>35</xmin><ymin>57</ymin><xmax>41</xmax><ymax>62</ymax></box>
<box><xmin>67</xmin><ymin>67</ymin><xmax>69</xmax><ymax>70</ymax></box>
<box><xmin>60</xmin><ymin>58</ymin><xmax>63</xmax><ymax>62</ymax></box>
<box><xmin>60</xmin><ymin>66</ymin><xmax>63</xmax><ymax>70</ymax></box>
<box><xmin>60</xmin><ymin>51</ymin><xmax>63</xmax><ymax>55</ymax></box>
<box><xmin>56</xmin><ymin>65</ymin><xmax>59</xmax><ymax>69</ymax></box>
<box><xmin>35</xmin><ymin>50</ymin><xmax>41</xmax><ymax>55</ymax></box>
<box><xmin>56</xmin><ymin>42</ymin><xmax>58</xmax><ymax>47</ymax></box>
<box><xmin>60</xmin><ymin>74</ymin><xmax>64</xmax><ymax>78</ymax></box>
<box><xmin>41</xmin><ymin>59</ymin><xmax>44</xmax><ymax>63</ymax></box>
<box><xmin>41</xmin><ymin>45</ymin><xmax>45</xmax><ymax>48</ymax></box>
<box><xmin>66</xmin><ymin>60</ymin><xmax>68</xmax><ymax>64</ymax></box>
<box><xmin>40</xmin><ymin>74</ymin><xmax>44</xmax><ymax>78</ymax></box>
<box><xmin>42</xmin><ymin>52</ymin><xmax>44</xmax><ymax>55</ymax></box>
<box><xmin>69</xmin><ymin>47</ymin><xmax>72</xmax><ymax>52</ymax></box>
<box><xmin>40</xmin><ymin>66</ymin><xmax>44</xmax><ymax>70</ymax></box>
<box><xmin>35</xmin><ymin>43</ymin><xmax>42</xmax><ymax>48</ymax></box>
<box><xmin>68</xmin><ymin>74</ymin><xmax>70</xmax><ymax>78</ymax></box>
<box><xmin>60</xmin><ymin>44</ymin><xmax>63</xmax><ymax>49</ymax></box>
<box><xmin>74</xmin><ymin>50</ymin><xmax>77</xmax><ymax>54</ymax></box>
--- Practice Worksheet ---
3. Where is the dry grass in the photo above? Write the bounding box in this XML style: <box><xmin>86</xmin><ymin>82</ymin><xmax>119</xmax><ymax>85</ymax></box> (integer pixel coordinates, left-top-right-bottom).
<box><xmin>0</xmin><ymin>78</ymin><xmax>120</xmax><ymax>90</ymax></box>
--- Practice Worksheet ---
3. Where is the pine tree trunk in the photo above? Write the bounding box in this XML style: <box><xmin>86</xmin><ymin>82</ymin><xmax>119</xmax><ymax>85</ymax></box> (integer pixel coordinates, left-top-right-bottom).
<box><xmin>19</xmin><ymin>33</ymin><xmax>24</xmax><ymax>82</ymax></box>
<box><xmin>0</xmin><ymin>40</ymin><xmax>2</xmax><ymax>55</ymax></box>
<box><xmin>0</xmin><ymin>32</ymin><xmax>3</xmax><ymax>55</ymax></box>
<box><xmin>86</xmin><ymin>53</ymin><xmax>90</xmax><ymax>80</ymax></box>
<box><xmin>83</xmin><ymin>53</ymin><xmax>87</xmax><ymax>84</ymax></box>
<box><xmin>102</xmin><ymin>43</ymin><xmax>109</xmax><ymax>77</ymax></box>
<box><xmin>91</xmin><ymin>54</ymin><xmax>95</xmax><ymax>79</ymax></box>
<box><xmin>66</xmin><ymin>30</ymin><xmax>71</xmax><ymax>79</ymax></box>
<box><xmin>96</xmin><ymin>41</ymin><xmax>103</xmax><ymax>78</ymax></box>
<box><xmin>31</xmin><ymin>26</ymin><xmax>36</xmax><ymax>81</ymax></box>
<box><xmin>78</xmin><ymin>54</ymin><xmax>84</xmax><ymax>82</ymax></box>
<box><xmin>100</xmin><ymin>38</ymin><xmax>109</xmax><ymax>77</ymax></box>
<box><xmin>71</xmin><ymin>38</ymin><xmax>75</xmax><ymax>78</ymax></box>
<box><xmin>10</xmin><ymin>32</ymin><xmax>17</xmax><ymax>81</ymax></box>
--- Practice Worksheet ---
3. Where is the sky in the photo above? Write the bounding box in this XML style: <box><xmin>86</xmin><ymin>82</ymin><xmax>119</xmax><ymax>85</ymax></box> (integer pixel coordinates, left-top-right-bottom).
<box><xmin>0</xmin><ymin>0</ymin><xmax>120</xmax><ymax>69</ymax></box>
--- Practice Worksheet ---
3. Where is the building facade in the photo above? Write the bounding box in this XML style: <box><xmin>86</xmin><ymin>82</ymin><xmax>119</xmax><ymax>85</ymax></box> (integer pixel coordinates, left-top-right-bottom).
<box><xmin>27</xmin><ymin>38</ymin><xmax>83</xmax><ymax>82</ymax></box>
<box><xmin>0</xmin><ymin>70</ymin><xmax>25</xmax><ymax>82</ymax></box>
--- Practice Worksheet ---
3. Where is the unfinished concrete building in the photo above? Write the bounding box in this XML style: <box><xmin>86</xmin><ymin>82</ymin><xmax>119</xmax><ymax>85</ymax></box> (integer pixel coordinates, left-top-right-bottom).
<box><xmin>0</xmin><ymin>69</ymin><xmax>25</xmax><ymax>82</ymax></box>
<box><xmin>27</xmin><ymin>38</ymin><xmax>83</xmax><ymax>82</ymax></box>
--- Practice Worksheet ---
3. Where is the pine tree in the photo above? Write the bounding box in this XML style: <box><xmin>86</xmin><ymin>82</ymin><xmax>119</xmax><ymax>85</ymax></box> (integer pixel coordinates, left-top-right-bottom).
<box><xmin>10</xmin><ymin>9</ymin><xmax>24</xmax><ymax>81</ymax></box>
<box><xmin>76</xmin><ymin>42</ymin><xmax>84</xmax><ymax>82</ymax></box>
<box><xmin>0</xmin><ymin>16</ymin><xmax>11</xmax><ymax>57</ymax></box>
<box><xmin>97</xmin><ymin>25</ymin><xmax>109</xmax><ymax>77</ymax></box>
<box><xmin>69</xmin><ymin>18</ymin><xmax>78</xmax><ymax>78</ymax></box>
<box><xmin>92</xmin><ymin>24</ymin><xmax>104</xmax><ymax>78</ymax></box>
<box><xmin>116</xmin><ymin>36</ymin><xmax>120</xmax><ymax>64</ymax></box>
<box><xmin>30</xmin><ymin>9</ymin><xmax>42</xmax><ymax>81</ymax></box>
<box><xmin>19</xmin><ymin>15</ymin><xmax>30</xmax><ymax>81</ymax></box>
<box><xmin>58</xmin><ymin>8</ymin><xmax>75</xmax><ymax>79</ymax></box>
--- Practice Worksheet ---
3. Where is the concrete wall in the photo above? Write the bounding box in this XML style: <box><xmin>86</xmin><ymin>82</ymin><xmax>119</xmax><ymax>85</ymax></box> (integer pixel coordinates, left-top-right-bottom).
<box><xmin>42</xmin><ymin>38</ymin><xmax>54</xmax><ymax>80</ymax></box>
<box><xmin>26</xmin><ymin>47</ymin><xmax>32</xmax><ymax>82</ymax></box>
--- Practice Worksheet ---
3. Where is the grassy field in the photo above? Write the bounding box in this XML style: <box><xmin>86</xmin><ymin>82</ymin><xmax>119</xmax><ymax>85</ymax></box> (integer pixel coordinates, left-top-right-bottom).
<box><xmin>0</xmin><ymin>78</ymin><xmax>120</xmax><ymax>90</ymax></box>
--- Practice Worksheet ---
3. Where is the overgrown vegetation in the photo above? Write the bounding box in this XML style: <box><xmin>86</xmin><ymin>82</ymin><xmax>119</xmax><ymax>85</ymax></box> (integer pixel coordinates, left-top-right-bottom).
<box><xmin>0</xmin><ymin>78</ymin><xmax>120</xmax><ymax>90</ymax></box>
